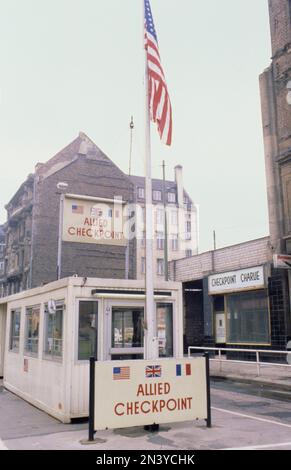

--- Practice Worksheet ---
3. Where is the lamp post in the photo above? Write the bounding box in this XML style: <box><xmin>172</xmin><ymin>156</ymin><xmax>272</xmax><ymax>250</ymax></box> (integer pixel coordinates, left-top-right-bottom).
<box><xmin>57</xmin><ymin>182</ymin><xmax>68</xmax><ymax>280</ymax></box>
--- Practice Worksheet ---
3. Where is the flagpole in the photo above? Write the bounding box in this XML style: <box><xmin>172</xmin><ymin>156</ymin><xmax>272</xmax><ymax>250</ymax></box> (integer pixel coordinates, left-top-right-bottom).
<box><xmin>143</xmin><ymin>0</ymin><xmax>157</xmax><ymax>360</ymax></box>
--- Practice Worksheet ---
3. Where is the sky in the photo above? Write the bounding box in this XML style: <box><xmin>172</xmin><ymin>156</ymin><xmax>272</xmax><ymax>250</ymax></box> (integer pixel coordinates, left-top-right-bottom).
<box><xmin>0</xmin><ymin>0</ymin><xmax>272</xmax><ymax>253</ymax></box>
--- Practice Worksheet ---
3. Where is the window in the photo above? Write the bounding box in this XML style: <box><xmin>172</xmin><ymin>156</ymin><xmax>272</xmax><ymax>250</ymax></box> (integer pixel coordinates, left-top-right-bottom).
<box><xmin>156</xmin><ymin>232</ymin><xmax>164</xmax><ymax>250</ymax></box>
<box><xmin>141</xmin><ymin>257</ymin><xmax>146</xmax><ymax>274</ymax></box>
<box><xmin>226</xmin><ymin>291</ymin><xmax>270</xmax><ymax>344</ymax></box>
<box><xmin>185</xmin><ymin>221</ymin><xmax>191</xmax><ymax>239</ymax></box>
<box><xmin>9</xmin><ymin>309</ymin><xmax>21</xmax><ymax>352</ymax></box>
<box><xmin>157</xmin><ymin>259</ymin><xmax>165</xmax><ymax>275</ymax></box>
<box><xmin>153</xmin><ymin>190</ymin><xmax>162</xmax><ymax>201</ymax></box>
<box><xmin>24</xmin><ymin>306</ymin><xmax>40</xmax><ymax>355</ymax></box>
<box><xmin>171</xmin><ymin>234</ymin><xmax>178</xmax><ymax>251</ymax></box>
<box><xmin>156</xmin><ymin>208</ymin><xmax>164</xmax><ymax>225</ymax></box>
<box><xmin>157</xmin><ymin>303</ymin><xmax>173</xmax><ymax>357</ymax></box>
<box><xmin>171</xmin><ymin>210</ymin><xmax>178</xmax><ymax>226</ymax></box>
<box><xmin>112</xmin><ymin>308</ymin><xmax>144</xmax><ymax>348</ymax></box>
<box><xmin>78</xmin><ymin>301</ymin><xmax>98</xmax><ymax>360</ymax></box>
<box><xmin>168</xmin><ymin>192</ymin><xmax>176</xmax><ymax>203</ymax></box>
<box><xmin>0</xmin><ymin>261</ymin><xmax>4</xmax><ymax>273</ymax></box>
<box><xmin>140</xmin><ymin>232</ymin><xmax>146</xmax><ymax>248</ymax></box>
<box><xmin>185</xmin><ymin>249</ymin><xmax>192</xmax><ymax>258</ymax></box>
<box><xmin>44</xmin><ymin>303</ymin><xmax>64</xmax><ymax>360</ymax></box>
<box><xmin>138</xmin><ymin>187</ymin><xmax>145</xmax><ymax>199</ymax></box>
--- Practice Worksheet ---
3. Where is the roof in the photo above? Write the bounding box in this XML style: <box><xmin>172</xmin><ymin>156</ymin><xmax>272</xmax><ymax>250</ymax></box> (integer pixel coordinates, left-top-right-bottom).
<box><xmin>129</xmin><ymin>175</ymin><xmax>193</xmax><ymax>203</ymax></box>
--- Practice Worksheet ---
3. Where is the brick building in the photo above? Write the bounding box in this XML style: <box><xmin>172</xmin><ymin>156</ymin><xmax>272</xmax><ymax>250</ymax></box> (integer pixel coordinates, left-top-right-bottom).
<box><xmin>169</xmin><ymin>236</ymin><xmax>290</xmax><ymax>354</ymax></box>
<box><xmin>0</xmin><ymin>225</ymin><xmax>5</xmax><ymax>297</ymax></box>
<box><xmin>3</xmin><ymin>133</ymin><xmax>136</xmax><ymax>295</ymax></box>
<box><xmin>259</xmin><ymin>0</ymin><xmax>291</xmax><ymax>339</ymax></box>
<box><xmin>167</xmin><ymin>0</ymin><xmax>291</xmax><ymax>354</ymax></box>
<box><xmin>2</xmin><ymin>132</ymin><xmax>198</xmax><ymax>295</ymax></box>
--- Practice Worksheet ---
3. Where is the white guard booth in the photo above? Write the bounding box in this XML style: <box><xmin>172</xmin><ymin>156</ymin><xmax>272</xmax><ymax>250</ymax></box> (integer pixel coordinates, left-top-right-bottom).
<box><xmin>0</xmin><ymin>276</ymin><xmax>183</xmax><ymax>423</ymax></box>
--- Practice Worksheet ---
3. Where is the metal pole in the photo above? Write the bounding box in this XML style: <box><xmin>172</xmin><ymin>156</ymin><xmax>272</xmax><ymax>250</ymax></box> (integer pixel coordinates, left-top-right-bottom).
<box><xmin>88</xmin><ymin>356</ymin><xmax>96</xmax><ymax>442</ymax></box>
<box><xmin>256</xmin><ymin>351</ymin><xmax>260</xmax><ymax>376</ymax></box>
<box><xmin>57</xmin><ymin>193</ymin><xmax>64</xmax><ymax>280</ymax></box>
<box><xmin>204</xmin><ymin>352</ymin><xmax>212</xmax><ymax>428</ymax></box>
<box><xmin>162</xmin><ymin>161</ymin><xmax>169</xmax><ymax>281</ymax></box>
<box><xmin>143</xmin><ymin>0</ymin><xmax>157</xmax><ymax>360</ymax></box>
<box><xmin>128</xmin><ymin>116</ymin><xmax>134</xmax><ymax>176</ymax></box>
<box><xmin>213</xmin><ymin>230</ymin><xmax>216</xmax><ymax>251</ymax></box>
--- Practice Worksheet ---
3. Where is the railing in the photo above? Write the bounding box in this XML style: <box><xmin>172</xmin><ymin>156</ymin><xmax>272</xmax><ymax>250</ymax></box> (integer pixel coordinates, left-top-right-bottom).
<box><xmin>188</xmin><ymin>346</ymin><xmax>291</xmax><ymax>376</ymax></box>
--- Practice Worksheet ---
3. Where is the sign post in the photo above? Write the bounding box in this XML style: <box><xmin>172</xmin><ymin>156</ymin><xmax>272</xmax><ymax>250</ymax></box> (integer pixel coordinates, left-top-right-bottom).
<box><xmin>88</xmin><ymin>356</ymin><xmax>96</xmax><ymax>442</ymax></box>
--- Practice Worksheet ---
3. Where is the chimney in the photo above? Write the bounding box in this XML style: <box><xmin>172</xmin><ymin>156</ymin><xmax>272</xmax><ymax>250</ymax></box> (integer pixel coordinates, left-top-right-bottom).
<box><xmin>174</xmin><ymin>165</ymin><xmax>183</xmax><ymax>207</ymax></box>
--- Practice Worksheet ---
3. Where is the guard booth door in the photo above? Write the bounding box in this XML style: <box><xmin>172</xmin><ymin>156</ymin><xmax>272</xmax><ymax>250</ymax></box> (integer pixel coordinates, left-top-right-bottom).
<box><xmin>105</xmin><ymin>300</ymin><xmax>174</xmax><ymax>360</ymax></box>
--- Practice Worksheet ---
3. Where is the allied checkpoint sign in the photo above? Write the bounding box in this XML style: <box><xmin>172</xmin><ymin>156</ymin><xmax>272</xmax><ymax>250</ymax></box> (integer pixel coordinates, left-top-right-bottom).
<box><xmin>94</xmin><ymin>358</ymin><xmax>208</xmax><ymax>430</ymax></box>
<box><xmin>62</xmin><ymin>195</ymin><xmax>127</xmax><ymax>246</ymax></box>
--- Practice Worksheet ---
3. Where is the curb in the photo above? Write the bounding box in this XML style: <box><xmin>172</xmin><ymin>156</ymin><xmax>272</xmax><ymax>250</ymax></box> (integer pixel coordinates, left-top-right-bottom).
<box><xmin>211</xmin><ymin>374</ymin><xmax>291</xmax><ymax>395</ymax></box>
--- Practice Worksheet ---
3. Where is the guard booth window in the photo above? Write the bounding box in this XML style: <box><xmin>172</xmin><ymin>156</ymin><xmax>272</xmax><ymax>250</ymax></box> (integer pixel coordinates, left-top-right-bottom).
<box><xmin>112</xmin><ymin>308</ymin><xmax>144</xmax><ymax>349</ymax></box>
<box><xmin>24</xmin><ymin>306</ymin><xmax>40</xmax><ymax>356</ymax></box>
<box><xmin>9</xmin><ymin>309</ymin><xmax>21</xmax><ymax>352</ymax></box>
<box><xmin>44</xmin><ymin>303</ymin><xmax>64</xmax><ymax>360</ymax></box>
<box><xmin>78</xmin><ymin>301</ymin><xmax>98</xmax><ymax>360</ymax></box>
<box><xmin>157</xmin><ymin>303</ymin><xmax>173</xmax><ymax>357</ymax></box>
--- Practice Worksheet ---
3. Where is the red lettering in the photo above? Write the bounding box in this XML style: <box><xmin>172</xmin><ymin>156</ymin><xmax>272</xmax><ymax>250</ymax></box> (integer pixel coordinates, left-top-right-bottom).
<box><xmin>114</xmin><ymin>403</ymin><xmax>124</xmax><ymax>416</ymax></box>
<box><xmin>68</xmin><ymin>227</ymin><xmax>75</xmax><ymax>235</ymax></box>
<box><xmin>167</xmin><ymin>399</ymin><xmax>177</xmax><ymax>411</ymax></box>
<box><xmin>164</xmin><ymin>383</ymin><xmax>170</xmax><ymax>394</ymax></box>
<box><xmin>152</xmin><ymin>400</ymin><xmax>159</xmax><ymax>413</ymax></box>
<box><xmin>137</xmin><ymin>384</ymin><xmax>144</xmax><ymax>397</ymax></box>
<box><xmin>140</xmin><ymin>401</ymin><xmax>151</xmax><ymax>414</ymax></box>
<box><xmin>159</xmin><ymin>400</ymin><xmax>166</xmax><ymax>412</ymax></box>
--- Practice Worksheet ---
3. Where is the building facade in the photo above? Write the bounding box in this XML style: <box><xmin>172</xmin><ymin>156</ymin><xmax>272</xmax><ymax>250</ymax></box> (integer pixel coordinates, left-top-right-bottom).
<box><xmin>3</xmin><ymin>133</ymin><xmax>136</xmax><ymax>295</ymax></box>
<box><xmin>0</xmin><ymin>225</ymin><xmax>5</xmax><ymax>297</ymax></box>
<box><xmin>130</xmin><ymin>165</ymin><xmax>198</xmax><ymax>281</ymax></box>
<box><xmin>1</xmin><ymin>133</ymin><xmax>198</xmax><ymax>295</ymax></box>
<box><xmin>259</xmin><ymin>0</ymin><xmax>291</xmax><ymax>336</ymax></box>
<box><xmin>170</xmin><ymin>237</ymin><xmax>290</xmax><ymax>355</ymax></box>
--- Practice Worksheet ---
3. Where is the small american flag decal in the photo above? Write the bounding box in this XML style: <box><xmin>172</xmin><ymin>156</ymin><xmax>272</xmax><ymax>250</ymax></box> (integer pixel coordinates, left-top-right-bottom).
<box><xmin>72</xmin><ymin>204</ymin><xmax>84</xmax><ymax>214</ymax></box>
<box><xmin>113</xmin><ymin>366</ymin><xmax>130</xmax><ymax>380</ymax></box>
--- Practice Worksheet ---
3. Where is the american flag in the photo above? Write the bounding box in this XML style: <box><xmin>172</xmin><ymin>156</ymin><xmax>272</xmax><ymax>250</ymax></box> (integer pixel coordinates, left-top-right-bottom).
<box><xmin>113</xmin><ymin>366</ymin><xmax>130</xmax><ymax>380</ymax></box>
<box><xmin>146</xmin><ymin>365</ymin><xmax>162</xmax><ymax>378</ymax></box>
<box><xmin>144</xmin><ymin>0</ymin><xmax>172</xmax><ymax>146</ymax></box>
<box><xmin>72</xmin><ymin>204</ymin><xmax>84</xmax><ymax>214</ymax></box>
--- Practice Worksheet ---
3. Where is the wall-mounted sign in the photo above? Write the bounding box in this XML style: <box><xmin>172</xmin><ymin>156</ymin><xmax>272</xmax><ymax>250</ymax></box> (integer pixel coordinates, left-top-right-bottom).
<box><xmin>93</xmin><ymin>358</ymin><xmax>208</xmax><ymax>430</ymax></box>
<box><xmin>208</xmin><ymin>266</ymin><xmax>265</xmax><ymax>295</ymax></box>
<box><xmin>273</xmin><ymin>254</ymin><xmax>291</xmax><ymax>270</ymax></box>
<box><xmin>62</xmin><ymin>196</ymin><xmax>126</xmax><ymax>246</ymax></box>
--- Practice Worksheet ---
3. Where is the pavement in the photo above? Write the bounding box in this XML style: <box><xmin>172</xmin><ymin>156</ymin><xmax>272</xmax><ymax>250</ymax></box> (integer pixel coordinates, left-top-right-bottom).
<box><xmin>209</xmin><ymin>359</ymin><xmax>291</xmax><ymax>394</ymax></box>
<box><xmin>1</xmin><ymin>376</ymin><xmax>291</xmax><ymax>450</ymax></box>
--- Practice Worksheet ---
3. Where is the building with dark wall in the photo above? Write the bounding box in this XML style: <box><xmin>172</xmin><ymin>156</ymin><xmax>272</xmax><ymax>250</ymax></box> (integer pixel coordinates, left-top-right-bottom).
<box><xmin>170</xmin><ymin>237</ymin><xmax>291</xmax><ymax>355</ymax></box>
<box><xmin>0</xmin><ymin>225</ymin><xmax>6</xmax><ymax>297</ymax></box>
<box><xmin>3</xmin><ymin>132</ymin><xmax>136</xmax><ymax>294</ymax></box>
<box><xmin>259</xmin><ymin>0</ymin><xmax>291</xmax><ymax>342</ymax></box>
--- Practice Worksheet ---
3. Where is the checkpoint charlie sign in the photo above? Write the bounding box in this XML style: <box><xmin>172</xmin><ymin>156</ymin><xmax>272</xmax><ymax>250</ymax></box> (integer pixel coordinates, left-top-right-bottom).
<box><xmin>93</xmin><ymin>358</ymin><xmax>209</xmax><ymax>430</ymax></box>
<box><xmin>62</xmin><ymin>195</ymin><xmax>127</xmax><ymax>246</ymax></box>
<box><xmin>208</xmin><ymin>265</ymin><xmax>265</xmax><ymax>295</ymax></box>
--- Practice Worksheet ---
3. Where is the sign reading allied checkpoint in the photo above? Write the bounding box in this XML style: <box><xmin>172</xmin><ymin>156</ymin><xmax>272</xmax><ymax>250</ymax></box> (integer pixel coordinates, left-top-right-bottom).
<box><xmin>62</xmin><ymin>196</ymin><xmax>126</xmax><ymax>246</ymax></box>
<box><xmin>94</xmin><ymin>358</ymin><xmax>208</xmax><ymax>430</ymax></box>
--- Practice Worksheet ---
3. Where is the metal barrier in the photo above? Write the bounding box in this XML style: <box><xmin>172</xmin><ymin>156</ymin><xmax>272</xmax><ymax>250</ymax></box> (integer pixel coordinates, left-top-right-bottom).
<box><xmin>188</xmin><ymin>346</ymin><xmax>291</xmax><ymax>376</ymax></box>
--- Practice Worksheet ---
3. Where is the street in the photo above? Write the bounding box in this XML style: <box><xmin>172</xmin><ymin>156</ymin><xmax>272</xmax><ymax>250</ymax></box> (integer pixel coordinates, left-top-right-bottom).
<box><xmin>1</xmin><ymin>379</ymin><xmax>291</xmax><ymax>450</ymax></box>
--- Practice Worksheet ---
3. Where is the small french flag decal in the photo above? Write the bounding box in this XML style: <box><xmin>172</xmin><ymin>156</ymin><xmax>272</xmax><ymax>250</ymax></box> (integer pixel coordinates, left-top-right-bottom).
<box><xmin>176</xmin><ymin>364</ymin><xmax>191</xmax><ymax>376</ymax></box>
